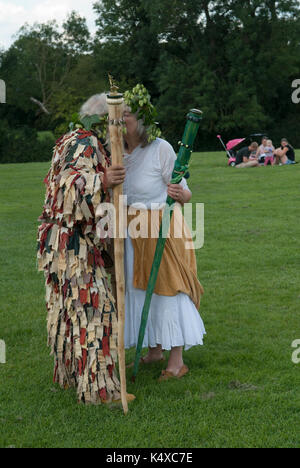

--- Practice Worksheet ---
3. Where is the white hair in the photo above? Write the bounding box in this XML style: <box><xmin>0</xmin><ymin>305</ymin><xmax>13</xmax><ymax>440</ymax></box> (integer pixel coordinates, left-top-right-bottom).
<box><xmin>124</xmin><ymin>104</ymin><xmax>150</xmax><ymax>148</ymax></box>
<box><xmin>79</xmin><ymin>93</ymin><xmax>108</xmax><ymax>118</ymax></box>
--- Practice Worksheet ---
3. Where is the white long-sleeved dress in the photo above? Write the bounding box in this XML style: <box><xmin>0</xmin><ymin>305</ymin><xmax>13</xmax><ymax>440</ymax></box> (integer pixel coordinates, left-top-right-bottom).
<box><xmin>123</xmin><ymin>138</ymin><xmax>206</xmax><ymax>350</ymax></box>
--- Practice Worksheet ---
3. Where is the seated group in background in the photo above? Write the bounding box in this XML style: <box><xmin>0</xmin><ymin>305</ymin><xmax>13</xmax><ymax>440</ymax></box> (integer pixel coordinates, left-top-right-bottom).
<box><xmin>235</xmin><ymin>136</ymin><xmax>296</xmax><ymax>168</ymax></box>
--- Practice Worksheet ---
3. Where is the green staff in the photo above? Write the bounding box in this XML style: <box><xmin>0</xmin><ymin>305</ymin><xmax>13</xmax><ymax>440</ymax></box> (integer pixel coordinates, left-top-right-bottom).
<box><xmin>131</xmin><ymin>108</ymin><xmax>203</xmax><ymax>382</ymax></box>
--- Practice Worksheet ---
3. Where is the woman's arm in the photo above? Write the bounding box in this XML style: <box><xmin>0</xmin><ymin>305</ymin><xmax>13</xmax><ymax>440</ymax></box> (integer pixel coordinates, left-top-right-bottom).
<box><xmin>274</xmin><ymin>147</ymin><xmax>288</xmax><ymax>156</ymax></box>
<box><xmin>158</xmin><ymin>140</ymin><xmax>192</xmax><ymax>205</ymax></box>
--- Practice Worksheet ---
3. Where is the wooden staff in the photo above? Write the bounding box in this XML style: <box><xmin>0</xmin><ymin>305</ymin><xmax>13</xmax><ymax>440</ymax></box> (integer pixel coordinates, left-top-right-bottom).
<box><xmin>107</xmin><ymin>78</ymin><xmax>128</xmax><ymax>414</ymax></box>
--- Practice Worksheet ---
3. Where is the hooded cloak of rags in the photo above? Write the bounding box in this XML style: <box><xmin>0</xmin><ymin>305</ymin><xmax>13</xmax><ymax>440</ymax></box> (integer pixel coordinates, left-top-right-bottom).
<box><xmin>37</xmin><ymin>128</ymin><xmax>121</xmax><ymax>404</ymax></box>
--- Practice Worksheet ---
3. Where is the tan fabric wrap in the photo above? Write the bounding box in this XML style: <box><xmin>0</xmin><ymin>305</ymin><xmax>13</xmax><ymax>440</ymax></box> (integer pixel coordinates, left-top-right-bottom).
<box><xmin>127</xmin><ymin>204</ymin><xmax>204</xmax><ymax>310</ymax></box>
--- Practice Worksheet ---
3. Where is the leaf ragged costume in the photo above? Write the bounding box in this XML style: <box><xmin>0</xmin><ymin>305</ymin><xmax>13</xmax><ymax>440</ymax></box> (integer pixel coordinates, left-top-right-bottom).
<box><xmin>37</xmin><ymin>129</ymin><xmax>121</xmax><ymax>404</ymax></box>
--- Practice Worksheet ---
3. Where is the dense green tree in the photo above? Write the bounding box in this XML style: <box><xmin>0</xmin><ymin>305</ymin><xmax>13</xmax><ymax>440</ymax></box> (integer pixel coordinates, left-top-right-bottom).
<box><xmin>156</xmin><ymin>0</ymin><xmax>300</xmax><ymax>147</ymax></box>
<box><xmin>62</xmin><ymin>11</ymin><xmax>92</xmax><ymax>54</ymax></box>
<box><xmin>91</xmin><ymin>0</ymin><xmax>299</xmax><ymax>147</ymax></box>
<box><xmin>1</xmin><ymin>1</ymin><xmax>300</xmax><ymax>162</ymax></box>
<box><xmin>0</xmin><ymin>12</ymin><xmax>91</xmax><ymax>122</ymax></box>
<box><xmin>51</xmin><ymin>55</ymin><xmax>108</xmax><ymax>137</ymax></box>
<box><xmin>93</xmin><ymin>0</ymin><xmax>163</xmax><ymax>93</ymax></box>
<box><xmin>0</xmin><ymin>20</ymin><xmax>70</xmax><ymax>134</ymax></box>
<box><xmin>0</xmin><ymin>12</ymin><xmax>93</xmax><ymax>162</ymax></box>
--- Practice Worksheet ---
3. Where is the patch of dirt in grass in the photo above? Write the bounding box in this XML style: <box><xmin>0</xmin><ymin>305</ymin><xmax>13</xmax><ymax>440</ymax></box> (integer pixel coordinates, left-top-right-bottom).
<box><xmin>200</xmin><ymin>392</ymin><xmax>216</xmax><ymax>400</ymax></box>
<box><xmin>228</xmin><ymin>380</ymin><xmax>260</xmax><ymax>391</ymax></box>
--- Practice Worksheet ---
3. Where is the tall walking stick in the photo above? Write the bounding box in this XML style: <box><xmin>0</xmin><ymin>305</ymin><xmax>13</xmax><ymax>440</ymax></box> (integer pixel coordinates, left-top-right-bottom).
<box><xmin>132</xmin><ymin>109</ymin><xmax>203</xmax><ymax>382</ymax></box>
<box><xmin>107</xmin><ymin>77</ymin><xmax>128</xmax><ymax>414</ymax></box>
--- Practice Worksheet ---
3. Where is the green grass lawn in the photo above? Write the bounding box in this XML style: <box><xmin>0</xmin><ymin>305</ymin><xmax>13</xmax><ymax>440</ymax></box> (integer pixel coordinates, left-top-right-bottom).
<box><xmin>0</xmin><ymin>152</ymin><xmax>299</xmax><ymax>448</ymax></box>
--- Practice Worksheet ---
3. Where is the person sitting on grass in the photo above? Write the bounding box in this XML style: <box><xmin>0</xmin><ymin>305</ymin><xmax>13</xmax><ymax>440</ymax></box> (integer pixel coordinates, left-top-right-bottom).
<box><xmin>235</xmin><ymin>142</ymin><xmax>259</xmax><ymax>168</ymax></box>
<box><xmin>274</xmin><ymin>138</ymin><xmax>296</xmax><ymax>165</ymax></box>
<box><xmin>255</xmin><ymin>136</ymin><xmax>268</xmax><ymax>164</ymax></box>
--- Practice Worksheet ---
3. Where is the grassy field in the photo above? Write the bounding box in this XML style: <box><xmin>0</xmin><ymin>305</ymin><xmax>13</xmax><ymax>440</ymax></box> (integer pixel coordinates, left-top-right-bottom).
<box><xmin>0</xmin><ymin>151</ymin><xmax>299</xmax><ymax>448</ymax></box>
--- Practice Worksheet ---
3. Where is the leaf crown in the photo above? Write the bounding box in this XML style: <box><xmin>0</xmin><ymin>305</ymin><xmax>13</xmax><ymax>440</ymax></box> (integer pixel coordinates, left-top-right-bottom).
<box><xmin>124</xmin><ymin>84</ymin><xmax>162</xmax><ymax>143</ymax></box>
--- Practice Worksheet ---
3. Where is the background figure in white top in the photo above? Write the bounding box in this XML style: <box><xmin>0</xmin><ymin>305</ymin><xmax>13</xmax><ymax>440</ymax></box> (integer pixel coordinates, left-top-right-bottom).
<box><xmin>122</xmin><ymin>85</ymin><xmax>205</xmax><ymax>381</ymax></box>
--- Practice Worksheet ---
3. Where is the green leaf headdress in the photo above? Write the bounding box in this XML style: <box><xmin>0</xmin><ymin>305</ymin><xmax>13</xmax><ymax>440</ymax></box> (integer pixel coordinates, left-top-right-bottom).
<box><xmin>124</xmin><ymin>84</ymin><xmax>162</xmax><ymax>143</ymax></box>
<box><xmin>69</xmin><ymin>112</ymin><xmax>108</xmax><ymax>140</ymax></box>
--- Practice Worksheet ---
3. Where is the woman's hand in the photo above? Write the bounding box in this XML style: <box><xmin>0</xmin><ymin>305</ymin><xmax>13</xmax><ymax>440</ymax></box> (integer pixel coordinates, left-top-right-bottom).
<box><xmin>105</xmin><ymin>165</ymin><xmax>126</xmax><ymax>188</ymax></box>
<box><xmin>167</xmin><ymin>183</ymin><xmax>191</xmax><ymax>205</ymax></box>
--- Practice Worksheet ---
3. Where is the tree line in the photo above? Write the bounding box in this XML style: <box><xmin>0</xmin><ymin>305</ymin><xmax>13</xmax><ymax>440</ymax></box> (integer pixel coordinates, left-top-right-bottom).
<box><xmin>1</xmin><ymin>0</ymin><xmax>300</xmax><ymax>163</ymax></box>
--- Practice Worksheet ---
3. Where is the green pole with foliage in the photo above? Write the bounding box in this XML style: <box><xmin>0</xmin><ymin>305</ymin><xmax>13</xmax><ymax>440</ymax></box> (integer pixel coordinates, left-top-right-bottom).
<box><xmin>132</xmin><ymin>108</ymin><xmax>203</xmax><ymax>382</ymax></box>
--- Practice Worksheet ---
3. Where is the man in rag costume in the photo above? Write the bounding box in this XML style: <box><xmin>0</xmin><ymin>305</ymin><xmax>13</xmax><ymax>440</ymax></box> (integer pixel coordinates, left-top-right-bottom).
<box><xmin>37</xmin><ymin>93</ymin><xmax>134</xmax><ymax>405</ymax></box>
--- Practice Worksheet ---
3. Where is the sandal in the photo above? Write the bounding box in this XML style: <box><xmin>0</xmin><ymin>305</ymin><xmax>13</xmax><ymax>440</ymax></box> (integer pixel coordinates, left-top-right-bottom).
<box><xmin>158</xmin><ymin>365</ymin><xmax>189</xmax><ymax>382</ymax></box>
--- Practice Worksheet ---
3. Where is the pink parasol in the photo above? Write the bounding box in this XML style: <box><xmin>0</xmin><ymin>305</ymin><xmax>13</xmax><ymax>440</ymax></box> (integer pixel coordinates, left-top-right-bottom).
<box><xmin>226</xmin><ymin>138</ymin><xmax>245</xmax><ymax>150</ymax></box>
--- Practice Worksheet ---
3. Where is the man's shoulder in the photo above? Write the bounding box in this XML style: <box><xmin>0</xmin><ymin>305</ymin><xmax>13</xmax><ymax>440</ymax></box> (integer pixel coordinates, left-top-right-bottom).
<box><xmin>52</xmin><ymin>128</ymin><xmax>106</xmax><ymax>167</ymax></box>
<box><xmin>237</xmin><ymin>146</ymin><xmax>249</xmax><ymax>154</ymax></box>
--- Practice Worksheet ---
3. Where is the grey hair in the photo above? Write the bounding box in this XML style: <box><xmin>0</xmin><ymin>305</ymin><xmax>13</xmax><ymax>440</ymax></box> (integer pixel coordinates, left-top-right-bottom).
<box><xmin>79</xmin><ymin>93</ymin><xmax>110</xmax><ymax>149</ymax></box>
<box><xmin>136</xmin><ymin>118</ymin><xmax>150</xmax><ymax>148</ymax></box>
<box><xmin>79</xmin><ymin>93</ymin><xmax>108</xmax><ymax>118</ymax></box>
<box><xmin>124</xmin><ymin>105</ymin><xmax>150</xmax><ymax>148</ymax></box>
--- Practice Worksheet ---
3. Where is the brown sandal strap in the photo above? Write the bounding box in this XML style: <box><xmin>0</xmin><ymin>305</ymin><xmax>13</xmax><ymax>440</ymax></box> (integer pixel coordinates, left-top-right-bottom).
<box><xmin>159</xmin><ymin>365</ymin><xmax>189</xmax><ymax>381</ymax></box>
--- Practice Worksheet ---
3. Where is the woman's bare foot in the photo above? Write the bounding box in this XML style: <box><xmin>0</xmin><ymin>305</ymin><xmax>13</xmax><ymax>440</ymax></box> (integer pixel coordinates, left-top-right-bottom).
<box><xmin>142</xmin><ymin>351</ymin><xmax>165</xmax><ymax>363</ymax></box>
<box><xmin>158</xmin><ymin>365</ymin><xmax>189</xmax><ymax>382</ymax></box>
<box><xmin>126</xmin><ymin>345</ymin><xmax>165</xmax><ymax>368</ymax></box>
<box><xmin>143</xmin><ymin>345</ymin><xmax>164</xmax><ymax>362</ymax></box>
<box><xmin>165</xmin><ymin>346</ymin><xmax>184</xmax><ymax>375</ymax></box>
<box><xmin>165</xmin><ymin>365</ymin><xmax>184</xmax><ymax>375</ymax></box>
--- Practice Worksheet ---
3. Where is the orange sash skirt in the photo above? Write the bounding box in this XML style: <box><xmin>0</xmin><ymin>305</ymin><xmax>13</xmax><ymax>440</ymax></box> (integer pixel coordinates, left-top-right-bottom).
<box><xmin>127</xmin><ymin>204</ymin><xmax>204</xmax><ymax>310</ymax></box>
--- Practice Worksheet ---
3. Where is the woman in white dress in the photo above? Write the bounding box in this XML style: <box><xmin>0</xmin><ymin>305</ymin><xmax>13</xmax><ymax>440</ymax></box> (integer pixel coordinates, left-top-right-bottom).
<box><xmin>122</xmin><ymin>88</ymin><xmax>205</xmax><ymax>380</ymax></box>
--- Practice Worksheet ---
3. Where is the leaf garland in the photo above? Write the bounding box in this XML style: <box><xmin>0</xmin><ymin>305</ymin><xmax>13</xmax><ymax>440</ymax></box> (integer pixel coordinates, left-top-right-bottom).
<box><xmin>124</xmin><ymin>84</ymin><xmax>162</xmax><ymax>143</ymax></box>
